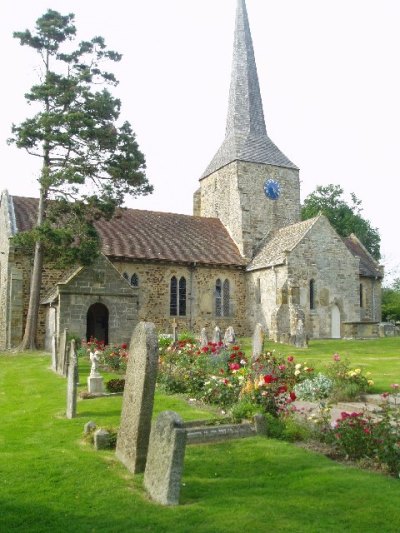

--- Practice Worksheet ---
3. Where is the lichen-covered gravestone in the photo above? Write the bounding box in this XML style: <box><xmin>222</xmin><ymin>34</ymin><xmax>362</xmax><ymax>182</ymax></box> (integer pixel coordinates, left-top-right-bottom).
<box><xmin>115</xmin><ymin>322</ymin><xmax>158</xmax><ymax>474</ymax></box>
<box><xmin>212</xmin><ymin>326</ymin><xmax>222</xmax><ymax>344</ymax></box>
<box><xmin>199</xmin><ymin>327</ymin><xmax>208</xmax><ymax>348</ymax></box>
<box><xmin>144</xmin><ymin>411</ymin><xmax>187</xmax><ymax>506</ymax></box>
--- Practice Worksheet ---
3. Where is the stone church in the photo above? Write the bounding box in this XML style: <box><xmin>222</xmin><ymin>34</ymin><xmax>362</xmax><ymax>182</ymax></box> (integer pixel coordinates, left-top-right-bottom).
<box><xmin>0</xmin><ymin>0</ymin><xmax>383</xmax><ymax>351</ymax></box>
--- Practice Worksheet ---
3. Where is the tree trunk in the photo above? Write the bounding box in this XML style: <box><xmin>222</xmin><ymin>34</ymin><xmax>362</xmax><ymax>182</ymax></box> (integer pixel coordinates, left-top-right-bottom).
<box><xmin>18</xmin><ymin>189</ymin><xmax>46</xmax><ymax>351</ymax></box>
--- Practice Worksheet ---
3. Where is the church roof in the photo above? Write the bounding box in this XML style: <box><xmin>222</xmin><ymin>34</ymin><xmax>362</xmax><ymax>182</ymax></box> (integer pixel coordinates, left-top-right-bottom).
<box><xmin>11</xmin><ymin>196</ymin><xmax>246</xmax><ymax>268</ymax></box>
<box><xmin>201</xmin><ymin>0</ymin><xmax>297</xmax><ymax>179</ymax></box>
<box><xmin>247</xmin><ymin>217</ymin><xmax>319</xmax><ymax>271</ymax></box>
<box><xmin>343</xmin><ymin>234</ymin><xmax>383</xmax><ymax>279</ymax></box>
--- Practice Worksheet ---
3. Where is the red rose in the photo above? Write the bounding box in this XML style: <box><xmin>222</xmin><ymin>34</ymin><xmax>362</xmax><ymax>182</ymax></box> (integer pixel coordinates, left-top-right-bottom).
<box><xmin>229</xmin><ymin>363</ymin><xmax>240</xmax><ymax>371</ymax></box>
<box><xmin>290</xmin><ymin>392</ymin><xmax>296</xmax><ymax>401</ymax></box>
<box><xmin>287</xmin><ymin>356</ymin><xmax>294</xmax><ymax>362</ymax></box>
<box><xmin>264</xmin><ymin>374</ymin><xmax>275</xmax><ymax>384</ymax></box>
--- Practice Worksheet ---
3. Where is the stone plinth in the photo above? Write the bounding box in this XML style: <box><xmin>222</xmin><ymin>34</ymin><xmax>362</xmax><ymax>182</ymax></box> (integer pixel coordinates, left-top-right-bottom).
<box><xmin>87</xmin><ymin>375</ymin><xmax>104</xmax><ymax>394</ymax></box>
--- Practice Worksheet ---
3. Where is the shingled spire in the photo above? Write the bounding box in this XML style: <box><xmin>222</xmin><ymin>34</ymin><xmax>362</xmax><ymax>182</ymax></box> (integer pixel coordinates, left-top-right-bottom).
<box><xmin>201</xmin><ymin>0</ymin><xmax>297</xmax><ymax>178</ymax></box>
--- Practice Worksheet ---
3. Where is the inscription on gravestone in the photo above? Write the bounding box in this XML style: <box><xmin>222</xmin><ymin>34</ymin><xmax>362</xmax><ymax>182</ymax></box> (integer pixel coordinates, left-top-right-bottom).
<box><xmin>116</xmin><ymin>322</ymin><xmax>158</xmax><ymax>474</ymax></box>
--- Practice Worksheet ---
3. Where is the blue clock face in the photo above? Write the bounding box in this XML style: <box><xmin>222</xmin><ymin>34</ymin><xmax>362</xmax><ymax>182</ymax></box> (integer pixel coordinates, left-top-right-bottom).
<box><xmin>264</xmin><ymin>179</ymin><xmax>281</xmax><ymax>200</ymax></box>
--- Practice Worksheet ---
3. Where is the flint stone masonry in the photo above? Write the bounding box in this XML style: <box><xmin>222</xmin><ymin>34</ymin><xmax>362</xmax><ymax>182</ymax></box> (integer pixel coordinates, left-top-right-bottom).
<box><xmin>144</xmin><ymin>411</ymin><xmax>187</xmax><ymax>506</ymax></box>
<box><xmin>116</xmin><ymin>322</ymin><xmax>158</xmax><ymax>474</ymax></box>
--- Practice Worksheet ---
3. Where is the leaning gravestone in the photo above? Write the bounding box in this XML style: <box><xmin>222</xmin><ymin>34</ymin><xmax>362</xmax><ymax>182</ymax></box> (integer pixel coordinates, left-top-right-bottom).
<box><xmin>199</xmin><ymin>327</ymin><xmax>208</xmax><ymax>348</ymax></box>
<box><xmin>116</xmin><ymin>322</ymin><xmax>158</xmax><ymax>474</ymax></box>
<box><xmin>144</xmin><ymin>411</ymin><xmax>187</xmax><ymax>506</ymax></box>
<box><xmin>57</xmin><ymin>328</ymin><xmax>69</xmax><ymax>376</ymax></box>
<box><xmin>66</xmin><ymin>339</ymin><xmax>78</xmax><ymax>419</ymax></box>
<box><xmin>295</xmin><ymin>318</ymin><xmax>308</xmax><ymax>348</ymax></box>
<box><xmin>51</xmin><ymin>334</ymin><xmax>57</xmax><ymax>372</ymax></box>
<box><xmin>223</xmin><ymin>326</ymin><xmax>236</xmax><ymax>346</ymax></box>
<box><xmin>252</xmin><ymin>323</ymin><xmax>265</xmax><ymax>361</ymax></box>
<box><xmin>212</xmin><ymin>326</ymin><xmax>222</xmax><ymax>344</ymax></box>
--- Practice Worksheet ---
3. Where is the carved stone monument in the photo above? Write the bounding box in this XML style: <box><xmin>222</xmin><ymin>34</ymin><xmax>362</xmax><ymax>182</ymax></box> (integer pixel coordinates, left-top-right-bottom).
<box><xmin>87</xmin><ymin>349</ymin><xmax>104</xmax><ymax>394</ymax></box>
<box><xmin>199</xmin><ymin>327</ymin><xmax>208</xmax><ymax>348</ymax></box>
<box><xmin>116</xmin><ymin>322</ymin><xmax>158</xmax><ymax>474</ymax></box>
<box><xmin>144</xmin><ymin>411</ymin><xmax>187</xmax><ymax>506</ymax></box>
<box><xmin>212</xmin><ymin>325</ymin><xmax>222</xmax><ymax>344</ymax></box>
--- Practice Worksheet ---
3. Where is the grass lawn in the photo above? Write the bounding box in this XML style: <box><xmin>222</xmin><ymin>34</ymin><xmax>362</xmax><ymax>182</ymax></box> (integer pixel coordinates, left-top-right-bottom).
<box><xmin>240</xmin><ymin>337</ymin><xmax>400</xmax><ymax>392</ymax></box>
<box><xmin>1</xmin><ymin>352</ymin><xmax>400</xmax><ymax>532</ymax></box>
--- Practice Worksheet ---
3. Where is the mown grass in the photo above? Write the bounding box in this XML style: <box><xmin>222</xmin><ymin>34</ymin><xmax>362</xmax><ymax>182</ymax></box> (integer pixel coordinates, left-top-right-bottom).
<box><xmin>1</xmin><ymin>351</ymin><xmax>400</xmax><ymax>532</ymax></box>
<box><xmin>240</xmin><ymin>337</ymin><xmax>400</xmax><ymax>392</ymax></box>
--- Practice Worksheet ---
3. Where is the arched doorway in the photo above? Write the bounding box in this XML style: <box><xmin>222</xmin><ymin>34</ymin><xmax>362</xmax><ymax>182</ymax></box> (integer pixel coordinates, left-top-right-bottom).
<box><xmin>331</xmin><ymin>305</ymin><xmax>341</xmax><ymax>338</ymax></box>
<box><xmin>86</xmin><ymin>303</ymin><xmax>109</xmax><ymax>345</ymax></box>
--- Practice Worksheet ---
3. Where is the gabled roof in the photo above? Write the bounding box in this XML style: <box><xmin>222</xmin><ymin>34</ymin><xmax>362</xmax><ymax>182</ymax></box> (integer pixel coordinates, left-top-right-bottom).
<box><xmin>201</xmin><ymin>0</ymin><xmax>297</xmax><ymax>178</ymax></box>
<box><xmin>247</xmin><ymin>217</ymin><xmax>319</xmax><ymax>271</ymax></box>
<box><xmin>11</xmin><ymin>195</ymin><xmax>246</xmax><ymax>268</ymax></box>
<box><xmin>343</xmin><ymin>234</ymin><xmax>383</xmax><ymax>279</ymax></box>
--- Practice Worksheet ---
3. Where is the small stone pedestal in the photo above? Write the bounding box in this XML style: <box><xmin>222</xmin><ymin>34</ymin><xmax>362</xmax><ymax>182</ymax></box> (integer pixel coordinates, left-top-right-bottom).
<box><xmin>87</xmin><ymin>374</ymin><xmax>104</xmax><ymax>394</ymax></box>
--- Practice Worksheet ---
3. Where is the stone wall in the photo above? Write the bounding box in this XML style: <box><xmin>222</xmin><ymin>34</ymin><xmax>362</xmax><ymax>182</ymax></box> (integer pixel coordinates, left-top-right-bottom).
<box><xmin>360</xmin><ymin>276</ymin><xmax>382</xmax><ymax>322</ymax></box>
<box><xmin>198</xmin><ymin>161</ymin><xmax>300</xmax><ymax>259</ymax></box>
<box><xmin>113</xmin><ymin>261</ymin><xmax>248</xmax><ymax>337</ymax></box>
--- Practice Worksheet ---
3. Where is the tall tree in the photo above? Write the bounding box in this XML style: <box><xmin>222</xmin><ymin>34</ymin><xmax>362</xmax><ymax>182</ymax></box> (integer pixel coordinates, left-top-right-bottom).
<box><xmin>301</xmin><ymin>184</ymin><xmax>381</xmax><ymax>260</ymax></box>
<box><xmin>8</xmin><ymin>10</ymin><xmax>152</xmax><ymax>350</ymax></box>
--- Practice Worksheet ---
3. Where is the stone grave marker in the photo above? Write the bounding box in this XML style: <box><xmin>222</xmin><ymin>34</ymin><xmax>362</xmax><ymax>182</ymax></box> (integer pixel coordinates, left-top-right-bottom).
<box><xmin>295</xmin><ymin>318</ymin><xmax>308</xmax><ymax>348</ymax></box>
<box><xmin>66</xmin><ymin>339</ymin><xmax>78</xmax><ymax>419</ymax></box>
<box><xmin>212</xmin><ymin>325</ymin><xmax>222</xmax><ymax>344</ymax></box>
<box><xmin>116</xmin><ymin>322</ymin><xmax>158</xmax><ymax>474</ymax></box>
<box><xmin>144</xmin><ymin>411</ymin><xmax>187</xmax><ymax>506</ymax></box>
<box><xmin>252</xmin><ymin>323</ymin><xmax>265</xmax><ymax>361</ymax></box>
<box><xmin>87</xmin><ymin>348</ymin><xmax>104</xmax><ymax>394</ymax></box>
<box><xmin>223</xmin><ymin>326</ymin><xmax>236</xmax><ymax>346</ymax></box>
<box><xmin>172</xmin><ymin>318</ymin><xmax>178</xmax><ymax>342</ymax></box>
<box><xmin>57</xmin><ymin>328</ymin><xmax>69</xmax><ymax>376</ymax></box>
<box><xmin>51</xmin><ymin>334</ymin><xmax>57</xmax><ymax>372</ymax></box>
<box><xmin>199</xmin><ymin>327</ymin><xmax>208</xmax><ymax>348</ymax></box>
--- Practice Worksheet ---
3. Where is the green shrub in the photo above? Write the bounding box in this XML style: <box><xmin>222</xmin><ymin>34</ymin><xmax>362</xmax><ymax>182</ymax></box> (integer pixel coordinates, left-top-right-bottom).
<box><xmin>230</xmin><ymin>400</ymin><xmax>259</xmax><ymax>422</ymax></box>
<box><xmin>106</xmin><ymin>378</ymin><xmax>125</xmax><ymax>393</ymax></box>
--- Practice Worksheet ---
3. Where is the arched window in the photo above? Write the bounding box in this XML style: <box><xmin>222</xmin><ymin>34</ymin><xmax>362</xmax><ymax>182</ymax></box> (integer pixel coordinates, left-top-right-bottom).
<box><xmin>216</xmin><ymin>278</ymin><xmax>231</xmax><ymax>317</ymax></box>
<box><xmin>223</xmin><ymin>279</ymin><xmax>230</xmax><ymax>316</ymax></box>
<box><xmin>170</xmin><ymin>276</ymin><xmax>186</xmax><ymax>316</ymax></box>
<box><xmin>309</xmin><ymin>279</ymin><xmax>315</xmax><ymax>310</ymax></box>
<box><xmin>179</xmin><ymin>277</ymin><xmax>186</xmax><ymax>316</ymax></box>
<box><xmin>215</xmin><ymin>279</ymin><xmax>222</xmax><ymax>317</ymax></box>
<box><xmin>131</xmin><ymin>273</ymin><xmax>139</xmax><ymax>287</ymax></box>
<box><xmin>360</xmin><ymin>283</ymin><xmax>364</xmax><ymax>308</ymax></box>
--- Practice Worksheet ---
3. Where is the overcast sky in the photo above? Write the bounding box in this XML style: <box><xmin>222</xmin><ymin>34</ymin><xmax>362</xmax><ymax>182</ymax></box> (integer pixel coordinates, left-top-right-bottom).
<box><xmin>1</xmin><ymin>0</ymin><xmax>399</xmax><ymax>283</ymax></box>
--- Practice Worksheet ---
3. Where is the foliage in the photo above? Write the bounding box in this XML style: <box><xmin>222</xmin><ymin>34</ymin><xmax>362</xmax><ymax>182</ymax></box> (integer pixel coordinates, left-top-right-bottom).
<box><xmin>382</xmin><ymin>279</ymin><xmax>400</xmax><ymax>321</ymax></box>
<box><xmin>294</xmin><ymin>373</ymin><xmax>333</xmax><ymax>402</ymax></box>
<box><xmin>79</xmin><ymin>337</ymin><xmax>128</xmax><ymax>372</ymax></box>
<box><xmin>301</xmin><ymin>184</ymin><xmax>381</xmax><ymax>259</ymax></box>
<box><xmin>324</xmin><ymin>354</ymin><xmax>372</xmax><ymax>401</ymax></box>
<box><xmin>105</xmin><ymin>378</ymin><xmax>125</xmax><ymax>393</ymax></box>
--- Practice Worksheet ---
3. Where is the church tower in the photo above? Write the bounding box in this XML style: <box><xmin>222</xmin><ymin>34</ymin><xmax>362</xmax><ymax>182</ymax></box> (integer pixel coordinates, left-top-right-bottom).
<box><xmin>195</xmin><ymin>0</ymin><xmax>301</xmax><ymax>259</ymax></box>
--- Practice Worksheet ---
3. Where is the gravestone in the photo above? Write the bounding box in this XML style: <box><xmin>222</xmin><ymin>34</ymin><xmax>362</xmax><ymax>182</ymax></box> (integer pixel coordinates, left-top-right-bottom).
<box><xmin>252</xmin><ymin>323</ymin><xmax>265</xmax><ymax>361</ymax></box>
<box><xmin>199</xmin><ymin>327</ymin><xmax>208</xmax><ymax>348</ymax></box>
<box><xmin>51</xmin><ymin>334</ymin><xmax>57</xmax><ymax>372</ymax></box>
<box><xmin>116</xmin><ymin>322</ymin><xmax>158</xmax><ymax>474</ymax></box>
<box><xmin>66</xmin><ymin>340</ymin><xmax>78</xmax><ymax>419</ymax></box>
<box><xmin>172</xmin><ymin>318</ymin><xmax>178</xmax><ymax>342</ymax></box>
<box><xmin>295</xmin><ymin>318</ymin><xmax>308</xmax><ymax>348</ymax></box>
<box><xmin>94</xmin><ymin>429</ymin><xmax>111</xmax><ymax>450</ymax></box>
<box><xmin>144</xmin><ymin>411</ymin><xmax>187</xmax><ymax>506</ymax></box>
<box><xmin>87</xmin><ymin>349</ymin><xmax>104</xmax><ymax>394</ymax></box>
<box><xmin>58</xmin><ymin>328</ymin><xmax>69</xmax><ymax>376</ymax></box>
<box><xmin>223</xmin><ymin>326</ymin><xmax>236</xmax><ymax>346</ymax></box>
<box><xmin>212</xmin><ymin>326</ymin><xmax>222</xmax><ymax>344</ymax></box>
<box><xmin>84</xmin><ymin>421</ymin><xmax>97</xmax><ymax>434</ymax></box>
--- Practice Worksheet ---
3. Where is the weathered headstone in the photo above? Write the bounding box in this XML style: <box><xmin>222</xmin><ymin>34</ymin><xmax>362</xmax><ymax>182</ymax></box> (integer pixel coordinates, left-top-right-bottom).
<box><xmin>212</xmin><ymin>326</ymin><xmax>222</xmax><ymax>344</ymax></box>
<box><xmin>87</xmin><ymin>350</ymin><xmax>104</xmax><ymax>394</ymax></box>
<box><xmin>144</xmin><ymin>411</ymin><xmax>187</xmax><ymax>506</ymax></box>
<box><xmin>116</xmin><ymin>322</ymin><xmax>159</xmax><ymax>474</ymax></box>
<box><xmin>252</xmin><ymin>323</ymin><xmax>265</xmax><ymax>361</ymax></box>
<box><xmin>94</xmin><ymin>429</ymin><xmax>111</xmax><ymax>450</ymax></box>
<box><xmin>172</xmin><ymin>318</ymin><xmax>178</xmax><ymax>342</ymax></box>
<box><xmin>295</xmin><ymin>318</ymin><xmax>308</xmax><ymax>348</ymax></box>
<box><xmin>57</xmin><ymin>328</ymin><xmax>69</xmax><ymax>376</ymax></box>
<box><xmin>51</xmin><ymin>334</ymin><xmax>57</xmax><ymax>372</ymax></box>
<box><xmin>223</xmin><ymin>326</ymin><xmax>236</xmax><ymax>346</ymax></box>
<box><xmin>199</xmin><ymin>327</ymin><xmax>208</xmax><ymax>348</ymax></box>
<box><xmin>84</xmin><ymin>421</ymin><xmax>97</xmax><ymax>434</ymax></box>
<box><xmin>66</xmin><ymin>339</ymin><xmax>78</xmax><ymax>419</ymax></box>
